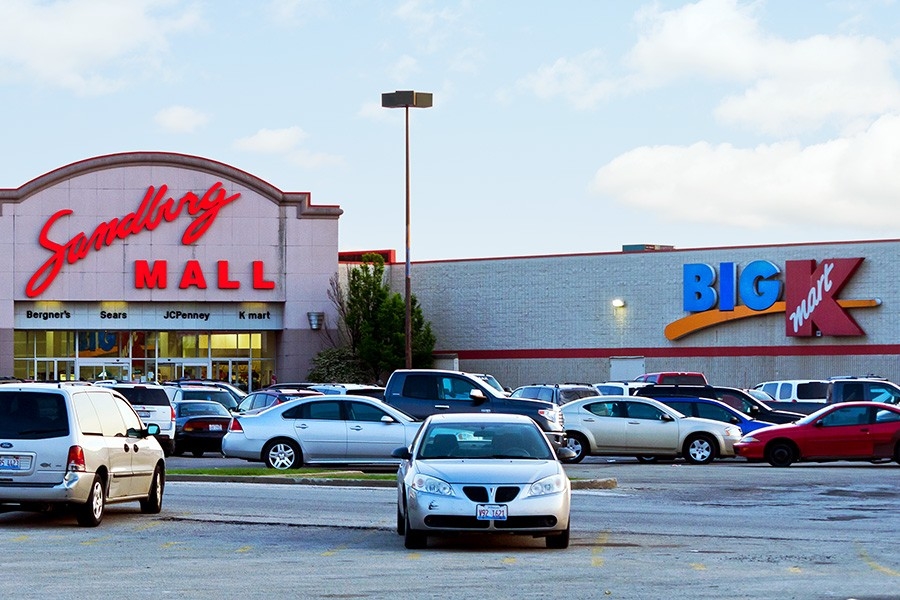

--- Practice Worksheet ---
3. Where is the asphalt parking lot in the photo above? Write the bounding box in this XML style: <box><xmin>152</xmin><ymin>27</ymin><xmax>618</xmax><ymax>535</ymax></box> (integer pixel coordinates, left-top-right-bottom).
<box><xmin>3</xmin><ymin>454</ymin><xmax>895</xmax><ymax>599</ymax></box>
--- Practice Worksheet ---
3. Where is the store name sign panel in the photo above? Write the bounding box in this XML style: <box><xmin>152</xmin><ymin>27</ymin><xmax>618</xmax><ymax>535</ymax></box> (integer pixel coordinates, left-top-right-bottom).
<box><xmin>15</xmin><ymin>302</ymin><xmax>283</xmax><ymax>331</ymax></box>
<box><xmin>25</xmin><ymin>182</ymin><xmax>275</xmax><ymax>298</ymax></box>
<box><xmin>665</xmin><ymin>258</ymin><xmax>881</xmax><ymax>341</ymax></box>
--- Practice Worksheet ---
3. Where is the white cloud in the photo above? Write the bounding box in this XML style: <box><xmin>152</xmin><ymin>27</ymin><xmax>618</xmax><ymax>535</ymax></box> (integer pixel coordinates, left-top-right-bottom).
<box><xmin>233</xmin><ymin>126</ymin><xmax>342</xmax><ymax>169</ymax></box>
<box><xmin>154</xmin><ymin>105</ymin><xmax>209</xmax><ymax>133</ymax></box>
<box><xmin>518</xmin><ymin>0</ymin><xmax>900</xmax><ymax>134</ymax></box>
<box><xmin>0</xmin><ymin>0</ymin><xmax>202</xmax><ymax>96</ymax></box>
<box><xmin>591</xmin><ymin>112</ymin><xmax>900</xmax><ymax>231</ymax></box>
<box><xmin>233</xmin><ymin>127</ymin><xmax>307</xmax><ymax>154</ymax></box>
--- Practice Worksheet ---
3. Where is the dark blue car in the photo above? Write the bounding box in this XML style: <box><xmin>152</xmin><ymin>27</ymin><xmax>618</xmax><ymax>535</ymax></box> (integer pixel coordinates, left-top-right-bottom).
<box><xmin>649</xmin><ymin>396</ymin><xmax>775</xmax><ymax>435</ymax></box>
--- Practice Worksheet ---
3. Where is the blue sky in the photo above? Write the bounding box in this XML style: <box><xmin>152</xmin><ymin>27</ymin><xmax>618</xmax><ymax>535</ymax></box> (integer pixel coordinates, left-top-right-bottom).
<box><xmin>2</xmin><ymin>0</ymin><xmax>899</xmax><ymax>261</ymax></box>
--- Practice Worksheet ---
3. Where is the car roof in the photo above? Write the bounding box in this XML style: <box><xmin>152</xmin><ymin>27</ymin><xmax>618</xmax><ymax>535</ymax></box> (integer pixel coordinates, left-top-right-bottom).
<box><xmin>423</xmin><ymin>412</ymin><xmax>534</xmax><ymax>425</ymax></box>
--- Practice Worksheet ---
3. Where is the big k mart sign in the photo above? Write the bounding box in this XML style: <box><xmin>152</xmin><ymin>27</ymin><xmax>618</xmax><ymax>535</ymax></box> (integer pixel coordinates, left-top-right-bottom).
<box><xmin>665</xmin><ymin>258</ymin><xmax>881</xmax><ymax>341</ymax></box>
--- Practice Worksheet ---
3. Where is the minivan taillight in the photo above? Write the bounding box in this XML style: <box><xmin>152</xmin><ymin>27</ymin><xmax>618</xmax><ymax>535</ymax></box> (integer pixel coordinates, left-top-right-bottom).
<box><xmin>229</xmin><ymin>418</ymin><xmax>242</xmax><ymax>432</ymax></box>
<box><xmin>67</xmin><ymin>446</ymin><xmax>86</xmax><ymax>472</ymax></box>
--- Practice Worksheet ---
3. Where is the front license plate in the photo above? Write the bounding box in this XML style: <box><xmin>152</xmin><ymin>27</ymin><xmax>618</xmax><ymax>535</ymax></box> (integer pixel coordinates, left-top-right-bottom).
<box><xmin>0</xmin><ymin>456</ymin><xmax>21</xmax><ymax>470</ymax></box>
<box><xmin>476</xmin><ymin>504</ymin><xmax>507</xmax><ymax>520</ymax></box>
<box><xmin>208</xmin><ymin>424</ymin><xmax>222</xmax><ymax>431</ymax></box>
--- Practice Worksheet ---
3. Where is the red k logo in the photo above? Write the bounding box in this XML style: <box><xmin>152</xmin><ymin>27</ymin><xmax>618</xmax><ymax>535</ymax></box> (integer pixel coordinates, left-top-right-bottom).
<box><xmin>785</xmin><ymin>258</ymin><xmax>865</xmax><ymax>337</ymax></box>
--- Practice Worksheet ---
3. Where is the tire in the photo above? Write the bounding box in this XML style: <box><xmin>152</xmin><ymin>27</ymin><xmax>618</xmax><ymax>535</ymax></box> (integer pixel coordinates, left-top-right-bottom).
<box><xmin>76</xmin><ymin>475</ymin><xmax>105</xmax><ymax>527</ymax></box>
<box><xmin>546</xmin><ymin>522</ymin><xmax>570</xmax><ymax>549</ymax></box>
<box><xmin>396</xmin><ymin>506</ymin><xmax>406</xmax><ymax>535</ymax></box>
<box><xmin>140</xmin><ymin>466</ymin><xmax>165</xmax><ymax>514</ymax></box>
<box><xmin>563</xmin><ymin>432</ymin><xmax>588</xmax><ymax>464</ymax></box>
<box><xmin>191</xmin><ymin>450</ymin><xmax>205</xmax><ymax>458</ymax></box>
<box><xmin>636</xmin><ymin>456</ymin><xmax>658</xmax><ymax>463</ymax></box>
<box><xmin>683</xmin><ymin>434</ymin><xmax>716</xmax><ymax>465</ymax></box>
<box><xmin>404</xmin><ymin>513</ymin><xmax>427</xmax><ymax>549</ymax></box>
<box><xmin>895</xmin><ymin>442</ymin><xmax>900</xmax><ymax>465</ymax></box>
<box><xmin>766</xmin><ymin>441</ymin><xmax>796</xmax><ymax>467</ymax></box>
<box><xmin>263</xmin><ymin>440</ymin><xmax>302</xmax><ymax>470</ymax></box>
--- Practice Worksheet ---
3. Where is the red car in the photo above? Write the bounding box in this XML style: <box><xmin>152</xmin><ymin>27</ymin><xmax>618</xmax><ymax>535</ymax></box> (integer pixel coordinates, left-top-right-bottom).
<box><xmin>734</xmin><ymin>401</ymin><xmax>900</xmax><ymax>466</ymax></box>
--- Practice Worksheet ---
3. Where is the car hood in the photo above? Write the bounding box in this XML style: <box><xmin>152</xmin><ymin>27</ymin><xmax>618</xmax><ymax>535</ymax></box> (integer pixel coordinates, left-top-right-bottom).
<box><xmin>415</xmin><ymin>459</ymin><xmax>564</xmax><ymax>484</ymax></box>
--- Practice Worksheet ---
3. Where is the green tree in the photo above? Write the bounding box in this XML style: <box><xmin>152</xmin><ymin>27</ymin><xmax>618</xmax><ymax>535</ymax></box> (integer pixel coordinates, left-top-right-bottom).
<box><xmin>308</xmin><ymin>252</ymin><xmax>435</xmax><ymax>383</ymax></box>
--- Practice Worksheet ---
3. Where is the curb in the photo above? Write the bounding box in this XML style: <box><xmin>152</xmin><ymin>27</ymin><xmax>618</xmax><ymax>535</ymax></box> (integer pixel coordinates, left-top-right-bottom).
<box><xmin>167</xmin><ymin>474</ymin><xmax>618</xmax><ymax>490</ymax></box>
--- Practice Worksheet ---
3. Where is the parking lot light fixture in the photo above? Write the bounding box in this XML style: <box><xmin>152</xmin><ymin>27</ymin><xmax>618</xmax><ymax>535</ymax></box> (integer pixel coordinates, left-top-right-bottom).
<box><xmin>381</xmin><ymin>90</ymin><xmax>433</xmax><ymax>369</ymax></box>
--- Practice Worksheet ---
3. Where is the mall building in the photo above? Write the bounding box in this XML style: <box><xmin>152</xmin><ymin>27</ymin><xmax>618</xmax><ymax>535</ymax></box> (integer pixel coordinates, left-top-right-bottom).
<box><xmin>3</xmin><ymin>152</ymin><xmax>898</xmax><ymax>390</ymax></box>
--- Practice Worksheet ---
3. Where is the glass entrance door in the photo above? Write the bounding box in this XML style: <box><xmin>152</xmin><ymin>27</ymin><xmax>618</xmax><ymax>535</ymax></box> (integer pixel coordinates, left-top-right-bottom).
<box><xmin>77</xmin><ymin>359</ymin><xmax>131</xmax><ymax>381</ymax></box>
<box><xmin>155</xmin><ymin>360</ymin><xmax>210</xmax><ymax>383</ymax></box>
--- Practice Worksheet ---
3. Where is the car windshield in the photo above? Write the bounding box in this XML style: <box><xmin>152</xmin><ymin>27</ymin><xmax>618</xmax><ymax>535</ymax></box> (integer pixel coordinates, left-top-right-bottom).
<box><xmin>416</xmin><ymin>422</ymin><xmax>553</xmax><ymax>460</ymax></box>
<box><xmin>177</xmin><ymin>401</ymin><xmax>231</xmax><ymax>418</ymax></box>
<box><xmin>182</xmin><ymin>389</ymin><xmax>238</xmax><ymax>410</ymax></box>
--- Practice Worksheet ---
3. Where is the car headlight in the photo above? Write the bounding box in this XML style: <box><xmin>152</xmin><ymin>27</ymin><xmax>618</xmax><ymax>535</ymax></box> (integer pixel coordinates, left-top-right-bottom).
<box><xmin>739</xmin><ymin>436</ymin><xmax>758</xmax><ymax>444</ymax></box>
<box><xmin>411</xmin><ymin>474</ymin><xmax>454</xmax><ymax>496</ymax></box>
<box><xmin>525</xmin><ymin>474</ymin><xmax>568</xmax><ymax>497</ymax></box>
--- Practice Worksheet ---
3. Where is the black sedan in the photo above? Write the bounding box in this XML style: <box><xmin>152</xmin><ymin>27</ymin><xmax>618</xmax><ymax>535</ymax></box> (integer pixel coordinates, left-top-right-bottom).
<box><xmin>173</xmin><ymin>400</ymin><xmax>233</xmax><ymax>457</ymax></box>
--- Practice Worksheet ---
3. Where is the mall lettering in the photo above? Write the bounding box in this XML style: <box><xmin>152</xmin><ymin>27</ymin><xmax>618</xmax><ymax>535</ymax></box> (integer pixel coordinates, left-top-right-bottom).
<box><xmin>682</xmin><ymin>257</ymin><xmax>865</xmax><ymax>337</ymax></box>
<box><xmin>135</xmin><ymin>260</ymin><xmax>275</xmax><ymax>290</ymax></box>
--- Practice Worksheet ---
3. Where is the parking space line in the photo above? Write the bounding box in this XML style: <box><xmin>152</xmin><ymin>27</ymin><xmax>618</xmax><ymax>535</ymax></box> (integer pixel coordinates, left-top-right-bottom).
<box><xmin>235</xmin><ymin>546</ymin><xmax>252</xmax><ymax>553</ymax></box>
<box><xmin>592</xmin><ymin>532</ymin><xmax>610</xmax><ymax>566</ymax></box>
<box><xmin>857</xmin><ymin>545</ymin><xmax>900</xmax><ymax>577</ymax></box>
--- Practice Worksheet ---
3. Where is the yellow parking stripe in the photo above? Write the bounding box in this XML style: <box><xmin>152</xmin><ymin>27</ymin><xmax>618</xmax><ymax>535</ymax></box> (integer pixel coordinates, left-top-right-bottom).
<box><xmin>858</xmin><ymin>546</ymin><xmax>900</xmax><ymax>577</ymax></box>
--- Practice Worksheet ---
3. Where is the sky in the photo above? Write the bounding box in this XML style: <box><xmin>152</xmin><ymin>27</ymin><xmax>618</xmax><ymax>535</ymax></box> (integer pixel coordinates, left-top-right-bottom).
<box><xmin>2</xmin><ymin>0</ymin><xmax>900</xmax><ymax>262</ymax></box>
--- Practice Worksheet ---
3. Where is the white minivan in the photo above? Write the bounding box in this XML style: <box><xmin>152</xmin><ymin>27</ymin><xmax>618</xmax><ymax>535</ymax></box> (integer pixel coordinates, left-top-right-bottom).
<box><xmin>0</xmin><ymin>382</ymin><xmax>165</xmax><ymax>526</ymax></box>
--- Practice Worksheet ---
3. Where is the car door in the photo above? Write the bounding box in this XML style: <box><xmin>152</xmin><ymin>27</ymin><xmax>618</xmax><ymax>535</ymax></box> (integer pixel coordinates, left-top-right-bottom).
<box><xmin>344</xmin><ymin>400</ymin><xmax>411</xmax><ymax>461</ymax></box>
<box><xmin>622</xmin><ymin>400</ymin><xmax>680</xmax><ymax>452</ymax></box>
<box><xmin>85</xmin><ymin>391</ymin><xmax>135</xmax><ymax>498</ymax></box>
<box><xmin>869</xmin><ymin>406</ymin><xmax>900</xmax><ymax>457</ymax></box>
<box><xmin>112</xmin><ymin>394</ymin><xmax>158</xmax><ymax>495</ymax></box>
<box><xmin>802</xmin><ymin>405</ymin><xmax>873</xmax><ymax>458</ymax></box>
<box><xmin>287</xmin><ymin>399</ymin><xmax>347</xmax><ymax>461</ymax></box>
<box><xmin>436</xmin><ymin>375</ymin><xmax>492</xmax><ymax>413</ymax></box>
<box><xmin>577</xmin><ymin>400</ymin><xmax>630</xmax><ymax>452</ymax></box>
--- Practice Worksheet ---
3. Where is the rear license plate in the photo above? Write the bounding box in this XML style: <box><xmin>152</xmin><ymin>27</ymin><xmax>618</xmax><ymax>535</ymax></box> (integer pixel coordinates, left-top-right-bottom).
<box><xmin>0</xmin><ymin>456</ymin><xmax>22</xmax><ymax>470</ymax></box>
<box><xmin>137</xmin><ymin>411</ymin><xmax>151</xmax><ymax>419</ymax></box>
<box><xmin>208</xmin><ymin>424</ymin><xmax>222</xmax><ymax>431</ymax></box>
<box><xmin>476</xmin><ymin>504</ymin><xmax>507</xmax><ymax>520</ymax></box>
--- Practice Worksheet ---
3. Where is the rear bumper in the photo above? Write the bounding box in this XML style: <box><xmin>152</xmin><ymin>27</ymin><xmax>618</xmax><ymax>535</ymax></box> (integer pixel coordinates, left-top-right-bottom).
<box><xmin>0</xmin><ymin>471</ymin><xmax>94</xmax><ymax>505</ymax></box>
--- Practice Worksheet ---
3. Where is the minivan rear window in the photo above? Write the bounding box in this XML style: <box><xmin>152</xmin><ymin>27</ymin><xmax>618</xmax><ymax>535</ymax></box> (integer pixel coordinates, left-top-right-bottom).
<box><xmin>0</xmin><ymin>391</ymin><xmax>70</xmax><ymax>439</ymax></box>
<box><xmin>111</xmin><ymin>386</ymin><xmax>171</xmax><ymax>406</ymax></box>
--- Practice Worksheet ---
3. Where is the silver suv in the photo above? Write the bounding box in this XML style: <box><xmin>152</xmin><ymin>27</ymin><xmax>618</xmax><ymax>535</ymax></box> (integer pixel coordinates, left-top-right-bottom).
<box><xmin>0</xmin><ymin>382</ymin><xmax>165</xmax><ymax>526</ymax></box>
<box><xmin>510</xmin><ymin>383</ymin><xmax>599</xmax><ymax>406</ymax></box>
<box><xmin>97</xmin><ymin>383</ymin><xmax>176</xmax><ymax>456</ymax></box>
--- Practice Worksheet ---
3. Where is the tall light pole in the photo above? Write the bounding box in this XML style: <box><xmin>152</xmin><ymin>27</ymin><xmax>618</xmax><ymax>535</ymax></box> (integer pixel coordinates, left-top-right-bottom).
<box><xmin>381</xmin><ymin>90</ymin><xmax>433</xmax><ymax>369</ymax></box>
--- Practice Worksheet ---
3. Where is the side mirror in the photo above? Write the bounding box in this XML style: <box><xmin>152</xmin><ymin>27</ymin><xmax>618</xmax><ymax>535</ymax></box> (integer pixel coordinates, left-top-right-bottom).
<box><xmin>146</xmin><ymin>423</ymin><xmax>160</xmax><ymax>436</ymax></box>
<box><xmin>557</xmin><ymin>447</ymin><xmax>577</xmax><ymax>460</ymax></box>
<box><xmin>381</xmin><ymin>415</ymin><xmax>396</xmax><ymax>424</ymax></box>
<box><xmin>392</xmin><ymin>447</ymin><xmax>412</xmax><ymax>459</ymax></box>
<box><xmin>470</xmin><ymin>389</ymin><xmax>488</xmax><ymax>405</ymax></box>
<box><xmin>749</xmin><ymin>405</ymin><xmax>760</xmax><ymax>415</ymax></box>
<box><xmin>661</xmin><ymin>414</ymin><xmax>674</xmax><ymax>422</ymax></box>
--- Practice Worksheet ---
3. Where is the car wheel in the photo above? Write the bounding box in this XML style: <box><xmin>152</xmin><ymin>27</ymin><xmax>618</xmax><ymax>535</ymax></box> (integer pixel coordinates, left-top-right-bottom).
<box><xmin>191</xmin><ymin>450</ymin><xmax>205</xmax><ymax>458</ymax></box>
<box><xmin>636</xmin><ymin>456</ymin><xmax>658</xmax><ymax>463</ymax></box>
<box><xmin>263</xmin><ymin>440</ymin><xmax>302</xmax><ymax>470</ymax></box>
<box><xmin>404</xmin><ymin>513</ymin><xmax>427</xmax><ymax>549</ymax></box>
<box><xmin>563</xmin><ymin>432</ymin><xmax>588</xmax><ymax>464</ymax></box>
<box><xmin>683</xmin><ymin>434</ymin><xmax>716</xmax><ymax>465</ymax></box>
<box><xmin>546</xmin><ymin>521</ymin><xmax>570</xmax><ymax>549</ymax></box>
<box><xmin>766</xmin><ymin>441</ymin><xmax>795</xmax><ymax>467</ymax></box>
<box><xmin>76</xmin><ymin>475</ymin><xmax>105</xmax><ymax>527</ymax></box>
<box><xmin>397</xmin><ymin>506</ymin><xmax>406</xmax><ymax>535</ymax></box>
<box><xmin>895</xmin><ymin>442</ymin><xmax>900</xmax><ymax>465</ymax></box>
<box><xmin>140</xmin><ymin>466</ymin><xmax>165</xmax><ymax>514</ymax></box>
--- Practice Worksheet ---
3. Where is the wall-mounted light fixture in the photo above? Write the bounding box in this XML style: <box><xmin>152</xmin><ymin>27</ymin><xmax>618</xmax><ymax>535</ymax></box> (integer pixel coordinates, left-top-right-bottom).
<box><xmin>611</xmin><ymin>299</ymin><xmax>626</xmax><ymax>308</ymax></box>
<box><xmin>307</xmin><ymin>311</ymin><xmax>325</xmax><ymax>331</ymax></box>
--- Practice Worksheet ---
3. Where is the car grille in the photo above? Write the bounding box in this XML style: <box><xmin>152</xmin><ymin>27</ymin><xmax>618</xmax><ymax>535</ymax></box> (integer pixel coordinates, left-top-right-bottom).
<box><xmin>423</xmin><ymin>515</ymin><xmax>558</xmax><ymax>530</ymax></box>
<box><xmin>462</xmin><ymin>486</ymin><xmax>521</xmax><ymax>503</ymax></box>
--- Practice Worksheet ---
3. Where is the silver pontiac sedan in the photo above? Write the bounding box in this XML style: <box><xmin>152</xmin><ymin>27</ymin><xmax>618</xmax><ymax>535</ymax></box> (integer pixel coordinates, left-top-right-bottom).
<box><xmin>393</xmin><ymin>413</ymin><xmax>573</xmax><ymax>549</ymax></box>
<box><xmin>222</xmin><ymin>394</ymin><xmax>421</xmax><ymax>469</ymax></box>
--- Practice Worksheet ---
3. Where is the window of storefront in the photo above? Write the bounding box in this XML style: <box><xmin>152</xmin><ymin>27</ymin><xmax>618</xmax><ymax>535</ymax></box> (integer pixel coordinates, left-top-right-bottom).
<box><xmin>13</xmin><ymin>330</ymin><xmax>276</xmax><ymax>390</ymax></box>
